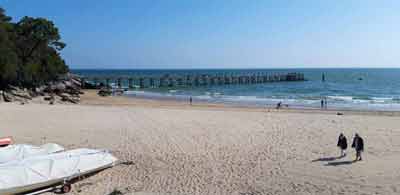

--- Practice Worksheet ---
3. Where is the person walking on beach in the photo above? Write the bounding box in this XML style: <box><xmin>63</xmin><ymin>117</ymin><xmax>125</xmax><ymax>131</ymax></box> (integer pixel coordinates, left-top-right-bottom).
<box><xmin>321</xmin><ymin>99</ymin><xmax>324</xmax><ymax>109</ymax></box>
<box><xmin>324</xmin><ymin>97</ymin><xmax>328</xmax><ymax>109</ymax></box>
<box><xmin>351</xmin><ymin>133</ymin><xmax>364</xmax><ymax>161</ymax></box>
<box><xmin>337</xmin><ymin>133</ymin><xmax>347</xmax><ymax>157</ymax></box>
<box><xmin>189</xmin><ymin>96</ymin><xmax>193</xmax><ymax>105</ymax></box>
<box><xmin>276</xmin><ymin>101</ymin><xmax>282</xmax><ymax>109</ymax></box>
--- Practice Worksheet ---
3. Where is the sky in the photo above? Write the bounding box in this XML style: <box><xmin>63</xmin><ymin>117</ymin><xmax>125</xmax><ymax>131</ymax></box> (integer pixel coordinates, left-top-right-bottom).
<box><xmin>1</xmin><ymin>0</ymin><xmax>400</xmax><ymax>69</ymax></box>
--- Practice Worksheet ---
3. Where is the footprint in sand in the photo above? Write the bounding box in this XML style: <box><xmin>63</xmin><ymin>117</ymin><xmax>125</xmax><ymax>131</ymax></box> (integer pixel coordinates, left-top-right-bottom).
<box><xmin>390</xmin><ymin>186</ymin><xmax>397</xmax><ymax>192</ymax></box>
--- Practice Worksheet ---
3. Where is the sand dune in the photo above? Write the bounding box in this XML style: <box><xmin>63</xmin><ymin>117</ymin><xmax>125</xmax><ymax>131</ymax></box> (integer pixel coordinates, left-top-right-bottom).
<box><xmin>0</xmin><ymin>98</ymin><xmax>400</xmax><ymax>194</ymax></box>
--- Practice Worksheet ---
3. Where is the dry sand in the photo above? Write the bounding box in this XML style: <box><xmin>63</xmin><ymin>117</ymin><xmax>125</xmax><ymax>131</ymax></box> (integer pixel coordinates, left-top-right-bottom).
<box><xmin>1</xmin><ymin>90</ymin><xmax>400</xmax><ymax>195</ymax></box>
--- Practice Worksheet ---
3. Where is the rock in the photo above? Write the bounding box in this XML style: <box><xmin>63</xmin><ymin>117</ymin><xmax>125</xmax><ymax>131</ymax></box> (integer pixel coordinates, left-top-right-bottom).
<box><xmin>64</xmin><ymin>80</ymin><xmax>80</xmax><ymax>91</ymax></box>
<box><xmin>63</xmin><ymin>81</ymin><xmax>74</xmax><ymax>90</ymax></box>
<box><xmin>83</xmin><ymin>81</ymin><xmax>97</xmax><ymax>89</ymax></box>
<box><xmin>58</xmin><ymin>93</ymin><xmax>70</xmax><ymax>100</ymax></box>
<box><xmin>53</xmin><ymin>83</ymin><xmax>66</xmax><ymax>92</ymax></box>
<box><xmin>10</xmin><ymin>88</ymin><xmax>32</xmax><ymax>100</ymax></box>
<box><xmin>65</xmin><ymin>88</ymin><xmax>81</xmax><ymax>96</ymax></box>
<box><xmin>32</xmin><ymin>86</ymin><xmax>46</xmax><ymax>97</ymax></box>
<box><xmin>49</xmin><ymin>94</ymin><xmax>56</xmax><ymax>105</ymax></box>
<box><xmin>71</xmin><ymin>96</ymin><xmax>80</xmax><ymax>103</ymax></box>
<box><xmin>7</xmin><ymin>85</ymin><xmax>20</xmax><ymax>91</ymax></box>
<box><xmin>114</xmin><ymin>89</ymin><xmax>124</xmax><ymax>96</ymax></box>
<box><xmin>58</xmin><ymin>93</ymin><xmax>79</xmax><ymax>103</ymax></box>
<box><xmin>98</xmin><ymin>88</ymin><xmax>112</xmax><ymax>97</ymax></box>
<box><xmin>44</xmin><ymin>95</ymin><xmax>53</xmax><ymax>101</ymax></box>
<box><xmin>71</xmin><ymin>78</ymin><xmax>82</xmax><ymax>87</ymax></box>
<box><xmin>65</xmin><ymin>78</ymin><xmax>81</xmax><ymax>88</ymax></box>
<box><xmin>2</xmin><ymin>88</ymin><xmax>31</xmax><ymax>103</ymax></box>
<box><xmin>15</xmin><ymin>97</ymin><xmax>28</xmax><ymax>104</ymax></box>
<box><xmin>2</xmin><ymin>91</ymin><xmax>15</xmax><ymax>102</ymax></box>
<box><xmin>28</xmin><ymin>90</ymin><xmax>39</xmax><ymax>98</ymax></box>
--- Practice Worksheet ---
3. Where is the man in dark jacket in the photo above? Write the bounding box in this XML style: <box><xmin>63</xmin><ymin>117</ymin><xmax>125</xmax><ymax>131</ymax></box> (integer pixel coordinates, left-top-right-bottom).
<box><xmin>337</xmin><ymin>133</ymin><xmax>347</xmax><ymax>157</ymax></box>
<box><xmin>351</xmin><ymin>133</ymin><xmax>364</xmax><ymax>161</ymax></box>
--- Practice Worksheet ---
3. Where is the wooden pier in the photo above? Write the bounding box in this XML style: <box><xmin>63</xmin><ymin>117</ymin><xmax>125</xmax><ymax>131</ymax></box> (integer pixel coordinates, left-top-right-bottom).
<box><xmin>81</xmin><ymin>72</ymin><xmax>305</xmax><ymax>89</ymax></box>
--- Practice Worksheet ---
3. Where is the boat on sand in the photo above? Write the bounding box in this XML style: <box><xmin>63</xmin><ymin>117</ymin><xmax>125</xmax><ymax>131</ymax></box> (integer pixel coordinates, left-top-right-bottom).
<box><xmin>0</xmin><ymin>143</ymin><xmax>64</xmax><ymax>163</ymax></box>
<box><xmin>0</xmin><ymin>137</ymin><xmax>13</xmax><ymax>147</ymax></box>
<box><xmin>0</xmin><ymin>148</ymin><xmax>117</xmax><ymax>194</ymax></box>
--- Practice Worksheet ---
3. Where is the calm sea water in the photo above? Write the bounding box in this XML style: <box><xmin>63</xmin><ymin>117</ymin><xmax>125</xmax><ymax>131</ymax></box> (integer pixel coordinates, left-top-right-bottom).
<box><xmin>72</xmin><ymin>68</ymin><xmax>400</xmax><ymax>111</ymax></box>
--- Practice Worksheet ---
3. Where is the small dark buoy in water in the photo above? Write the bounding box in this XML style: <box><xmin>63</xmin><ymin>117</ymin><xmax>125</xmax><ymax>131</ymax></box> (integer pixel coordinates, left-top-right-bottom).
<box><xmin>358</xmin><ymin>77</ymin><xmax>363</xmax><ymax>81</ymax></box>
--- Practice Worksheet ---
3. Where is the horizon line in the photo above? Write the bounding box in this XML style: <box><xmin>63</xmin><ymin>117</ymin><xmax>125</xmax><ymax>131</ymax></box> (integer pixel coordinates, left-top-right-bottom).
<box><xmin>70</xmin><ymin>67</ymin><xmax>400</xmax><ymax>70</ymax></box>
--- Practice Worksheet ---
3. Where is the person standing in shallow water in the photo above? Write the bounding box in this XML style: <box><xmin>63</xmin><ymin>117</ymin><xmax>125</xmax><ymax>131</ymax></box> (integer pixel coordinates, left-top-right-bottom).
<box><xmin>352</xmin><ymin>133</ymin><xmax>364</xmax><ymax>161</ymax></box>
<box><xmin>324</xmin><ymin>97</ymin><xmax>328</xmax><ymax>109</ymax></box>
<box><xmin>337</xmin><ymin>133</ymin><xmax>347</xmax><ymax>157</ymax></box>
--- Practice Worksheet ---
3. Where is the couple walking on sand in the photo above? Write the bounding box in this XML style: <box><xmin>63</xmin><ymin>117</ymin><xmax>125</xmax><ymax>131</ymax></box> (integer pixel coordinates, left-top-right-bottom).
<box><xmin>337</xmin><ymin>133</ymin><xmax>364</xmax><ymax>161</ymax></box>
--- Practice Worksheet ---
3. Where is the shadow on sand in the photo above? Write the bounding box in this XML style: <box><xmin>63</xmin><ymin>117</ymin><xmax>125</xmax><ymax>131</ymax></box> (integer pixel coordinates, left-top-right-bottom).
<box><xmin>324</xmin><ymin>160</ymin><xmax>356</xmax><ymax>166</ymax></box>
<box><xmin>311</xmin><ymin>156</ymin><xmax>344</xmax><ymax>162</ymax></box>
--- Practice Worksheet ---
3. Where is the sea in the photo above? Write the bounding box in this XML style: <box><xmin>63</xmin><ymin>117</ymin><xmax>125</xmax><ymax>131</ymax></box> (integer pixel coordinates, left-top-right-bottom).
<box><xmin>72</xmin><ymin>68</ymin><xmax>400</xmax><ymax>111</ymax></box>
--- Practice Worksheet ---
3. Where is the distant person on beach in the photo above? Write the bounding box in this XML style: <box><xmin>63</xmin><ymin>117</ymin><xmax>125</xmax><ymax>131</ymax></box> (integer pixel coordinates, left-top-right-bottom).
<box><xmin>337</xmin><ymin>133</ymin><xmax>348</xmax><ymax>157</ymax></box>
<box><xmin>189</xmin><ymin>96</ymin><xmax>193</xmax><ymax>105</ymax></box>
<box><xmin>276</xmin><ymin>102</ymin><xmax>282</xmax><ymax>109</ymax></box>
<box><xmin>351</xmin><ymin>133</ymin><xmax>364</xmax><ymax>161</ymax></box>
<box><xmin>324</xmin><ymin>97</ymin><xmax>328</xmax><ymax>109</ymax></box>
<box><xmin>320</xmin><ymin>99</ymin><xmax>324</xmax><ymax>109</ymax></box>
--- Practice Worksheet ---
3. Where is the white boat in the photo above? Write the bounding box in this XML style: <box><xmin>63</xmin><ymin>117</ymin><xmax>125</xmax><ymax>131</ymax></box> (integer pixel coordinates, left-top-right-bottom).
<box><xmin>0</xmin><ymin>148</ymin><xmax>118</xmax><ymax>195</ymax></box>
<box><xmin>0</xmin><ymin>143</ymin><xmax>64</xmax><ymax>163</ymax></box>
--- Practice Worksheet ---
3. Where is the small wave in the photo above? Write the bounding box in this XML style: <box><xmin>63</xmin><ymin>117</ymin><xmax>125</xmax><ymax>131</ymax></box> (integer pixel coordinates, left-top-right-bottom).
<box><xmin>371</xmin><ymin>97</ymin><xmax>392</xmax><ymax>100</ymax></box>
<box><xmin>368</xmin><ymin>97</ymin><xmax>395</xmax><ymax>104</ymax></box>
<box><xmin>213</xmin><ymin>92</ymin><xmax>223</xmax><ymax>96</ymax></box>
<box><xmin>326</xmin><ymin>95</ymin><xmax>400</xmax><ymax>104</ymax></box>
<box><xmin>125</xmin><ymin>90</ymin><xmax>145</xmax><ymax>95</ymax></box>
<box><xmin>202</xmin><ymin>91</ymin><xmax>223</xmax><ymax>98</ymax></box>
<box><xmin>219</xmin><ymin>95</ymin><xmax>319</xmax><ymax>105</ymax></box>
<box><xmin>222</xmin><ymin>95</ymin><xmax>261</xmax><ymax>102</ymax></box>
<box><xmin>352</xmin><ymin>96</ymin><xmax>372</xmax><ymax>101</ymax></box>
<box><xmin>194</xmin><ymin>95</ymin><xmax>213</xmax><ymax>100</ymax></box>
<box><xmin>392</xmin><ymin>97</ymin><xmax>400</xmax><ymax>102</ymax></box>
<box><xmin>327</xmin><ymin>96</ymin><xmax>353</xmax><ymax>101</ymax></box>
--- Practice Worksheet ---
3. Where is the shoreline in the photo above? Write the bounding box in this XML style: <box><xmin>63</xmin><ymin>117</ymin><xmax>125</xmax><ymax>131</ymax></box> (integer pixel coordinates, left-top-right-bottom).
<box><xmin>81</xmin><ymin>90</ymin><xmax>400</xmax><ymax>117</ymax></box>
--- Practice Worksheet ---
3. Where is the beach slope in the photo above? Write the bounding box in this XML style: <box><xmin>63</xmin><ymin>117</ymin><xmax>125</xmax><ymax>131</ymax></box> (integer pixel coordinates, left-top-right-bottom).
<box><xmin>0</xmin><ymin>97</ymin><xmax>399</xmax><ymax>194</ymax></box>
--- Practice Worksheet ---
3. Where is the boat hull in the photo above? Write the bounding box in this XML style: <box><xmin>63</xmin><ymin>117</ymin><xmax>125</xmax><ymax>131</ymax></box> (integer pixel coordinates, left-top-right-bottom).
<box><xmin>0</xmin><ymin>149</ymin><xmax>117</xmax><ymax>195</ymax></box>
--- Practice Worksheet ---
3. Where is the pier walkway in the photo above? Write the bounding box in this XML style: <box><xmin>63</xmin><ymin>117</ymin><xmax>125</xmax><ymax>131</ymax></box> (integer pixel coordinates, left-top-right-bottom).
<box><xmin>81</xmin><ymin>72</ymin><xmax>305</xmax><ymax>89</ymax></box>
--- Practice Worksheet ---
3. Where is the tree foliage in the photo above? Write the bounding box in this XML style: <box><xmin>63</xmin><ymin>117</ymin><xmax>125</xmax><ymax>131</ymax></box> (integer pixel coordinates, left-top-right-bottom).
<box><xmin>0</xmin><ymin>7</ymin><xmax>68</xmax><ymax>89</ymax></box>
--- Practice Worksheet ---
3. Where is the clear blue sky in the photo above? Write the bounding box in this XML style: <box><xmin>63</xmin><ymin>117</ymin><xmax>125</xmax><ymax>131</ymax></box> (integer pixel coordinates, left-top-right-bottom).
<box><xmin>2</xmin><ymin>0</ymin><xmax>400</xmax><ymax>69</ymax></box>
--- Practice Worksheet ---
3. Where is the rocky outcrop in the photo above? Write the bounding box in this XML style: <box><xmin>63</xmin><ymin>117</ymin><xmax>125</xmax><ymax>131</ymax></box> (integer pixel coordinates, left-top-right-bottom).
<box><xmin>2</xmin><ymin>91</ymin><xmax>15</xmax><ymax>102</ymax></box>
<box><xmin>58</xmin><ymin>93</ymin><xmax>80</xmax><ymax>103</ymax></box>
<box><xmin>8</xmin><ymin>86</ymin><xmax>32</xmax><ymax>100</ymax></box>
<box><xmin>1</xmin><ymin>73</ymin><xmax>84</xmax><ymax>104</ymax></box>
<box><xmin>98</xmin><ymin>88</ymin><xmax>112</xmax><ymax>97</ymax></box>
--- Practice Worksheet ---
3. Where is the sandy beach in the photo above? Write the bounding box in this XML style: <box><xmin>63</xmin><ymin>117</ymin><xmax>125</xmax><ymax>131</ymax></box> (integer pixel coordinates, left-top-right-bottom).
<box><xmin>1</xmin><ymin>91</ymin><xmax>400</xmax><ymax>195</ymax></box>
